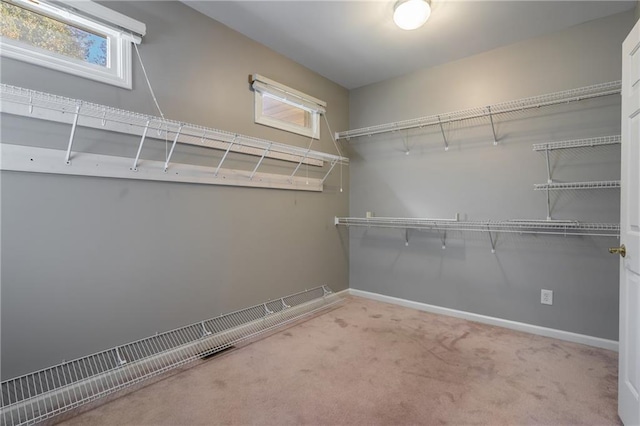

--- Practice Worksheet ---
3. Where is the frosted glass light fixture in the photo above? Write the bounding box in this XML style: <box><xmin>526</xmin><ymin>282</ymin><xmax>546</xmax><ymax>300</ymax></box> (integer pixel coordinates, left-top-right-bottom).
<box><xmin>393</xmin><ymin>0</ymin><xmax>431</xmax><ymax>30</ymax></box>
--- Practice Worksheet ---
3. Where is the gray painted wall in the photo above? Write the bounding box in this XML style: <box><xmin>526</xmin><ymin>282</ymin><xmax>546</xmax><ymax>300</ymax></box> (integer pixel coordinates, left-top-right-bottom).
<box><xmin>347</xmin><ymin>11</ymin><xmax>636</xmax><ymax>341</ymax></box>
<box><xmin>0</xmin><ymin>1</ymin><xmax>349</xmax><ymax>379</ymax></box>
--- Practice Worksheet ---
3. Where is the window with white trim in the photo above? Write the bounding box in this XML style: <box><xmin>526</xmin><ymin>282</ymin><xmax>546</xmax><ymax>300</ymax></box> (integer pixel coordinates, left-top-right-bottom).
<box><xmin>0</xmin><ymin>0</ymin><xmax>145</xmax><ymax>89</ymax></box>
<box><xmin>252</xmin><ymin>74</ymin><xmax>326</xmax><ymax>139</ymax></box>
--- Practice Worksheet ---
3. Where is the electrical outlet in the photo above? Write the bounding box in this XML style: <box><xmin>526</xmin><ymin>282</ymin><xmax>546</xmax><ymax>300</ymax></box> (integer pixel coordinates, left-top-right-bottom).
<box><xmin>541</xmin><ymin>289</ymin><xmax>553</xmax><ymax>305</ymax></box>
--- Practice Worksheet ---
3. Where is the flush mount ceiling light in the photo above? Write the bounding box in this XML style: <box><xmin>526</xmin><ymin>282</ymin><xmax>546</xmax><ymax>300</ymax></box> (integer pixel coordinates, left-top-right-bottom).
<box><xmin>393</xmin><ymin>0</ymin><xmax>431</xmax><ymax>30</ymax></box>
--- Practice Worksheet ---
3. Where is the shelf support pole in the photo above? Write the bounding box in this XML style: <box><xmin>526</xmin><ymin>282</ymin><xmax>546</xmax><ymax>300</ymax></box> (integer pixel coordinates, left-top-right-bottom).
<box><xmin>214</xmin><ymin>135</ymin><xmax>236</xmax><ymax>177</ymax></box>
<box><xmin>437</xmin><ymin>116</ymin><xmax>449</xmax><ymax>151</ymax></box>
<box><xmin>545</xmin><ymin>147</ymin><xmax>552</xmax><ymax>183</ymax></box>
<box><xmin>64</xmin><ymin>102</ymin><xmax>82</xmax><ymax>164</ymax></box>
<box><xmin>131</xmin><ymin>120</ymin><xmax>150</xmax><ymax>171</ymax></box>
<box><xmin>545</xmin><ymin>147</ymin><xmax>552</xmax><ymax>219</ymax></box>
<box><xmin>289</xmin><ymin>147</ymin><xmax>312</xmax><ymax>182</ymax></box>
<box><xmin>250</xmin><ymin>143</ymin><xmax>271</xmax><ymax>180</ymax></box>
<box><xmin>163</xmin><ymin>124</ymin><xmax>183</xmax><ymax>172</ymax></box>
<box><xmin>487</xmin><ymin>105</ymin><xmax>498</xmax><ymax>146</ymax></box>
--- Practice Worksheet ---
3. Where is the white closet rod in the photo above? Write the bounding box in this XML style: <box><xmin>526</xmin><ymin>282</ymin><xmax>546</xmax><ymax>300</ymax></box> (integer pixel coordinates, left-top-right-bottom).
<box><xmin>0</xmin><ymin>84</ymin><xmax>349</xmax><ymax>167</ymax></box>
<box><xmin>336</xmin><ymin>81</ymin><xmax>621</xmax><ymax>140</ymax></box>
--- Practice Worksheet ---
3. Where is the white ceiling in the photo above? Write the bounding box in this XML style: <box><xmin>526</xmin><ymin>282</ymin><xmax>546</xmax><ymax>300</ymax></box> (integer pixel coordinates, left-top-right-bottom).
<box><xmin>183</xmin><ymin>1</ymin><xmax>636</xmax><ymax>89</ymax></box>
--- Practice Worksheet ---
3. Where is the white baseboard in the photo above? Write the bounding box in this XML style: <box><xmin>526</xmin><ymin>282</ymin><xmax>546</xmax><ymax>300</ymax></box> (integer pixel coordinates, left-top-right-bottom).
<box><xmin>348</xmin><ymin>288</ymin><xmax>618</xmax><ymax>352</ymax></box>
<box><xmin>333</xmin><ymin>288</ymin><xmax>350</xmax><ymax>298</ymax></box>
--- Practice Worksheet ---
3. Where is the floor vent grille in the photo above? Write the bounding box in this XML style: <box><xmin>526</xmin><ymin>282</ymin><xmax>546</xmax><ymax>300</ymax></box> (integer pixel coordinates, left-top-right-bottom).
<box><xmin>1</xmin><ymin>286</ymin><xmax>341</xmax><ymax>426</ymax></box>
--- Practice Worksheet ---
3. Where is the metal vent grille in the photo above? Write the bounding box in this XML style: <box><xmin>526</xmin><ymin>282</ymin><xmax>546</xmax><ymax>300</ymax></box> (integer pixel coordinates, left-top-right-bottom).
<box><xmin>1</xmin><ymin>286</ymin><xmax>341</xmax><ymax>426</ymax></box>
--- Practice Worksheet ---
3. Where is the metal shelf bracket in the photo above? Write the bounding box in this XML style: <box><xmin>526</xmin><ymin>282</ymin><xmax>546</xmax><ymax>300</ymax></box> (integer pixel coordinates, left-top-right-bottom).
<box><xmin>131</xmin><ymin>120</ymin><xmax>150</xmax><ymax>172</ymax></box>
<box><xmin>487</xmin><ymin>226</ymin><xmax>497</xmax><ymax>253</ymax></box>
<box><xmin>487</xmin><ymin>106</ymin><xmax>498</xmax><ymax>146</ymax></box>
<box><xmin>336</xmin><ymin>81</ymin><xmax>621</xmax><ymax>141</ymax></box>
<box><xmin>64</xmin><ymin>102</ymin><xmax>82</xmax><ymax>165</ymax></box>
<box><xmin>163</xmin><ymin>124</ymin><xmax>183</xmax><ymax>172</ymax></box>
<box><xmin>437</xmin><ymin>115</ymin><xmax>449</xmax><ymax>151</ymax></box>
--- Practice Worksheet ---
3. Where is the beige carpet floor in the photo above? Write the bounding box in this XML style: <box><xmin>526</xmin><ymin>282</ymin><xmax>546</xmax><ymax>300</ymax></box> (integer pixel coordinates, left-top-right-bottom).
<box><xmin>58</xmin><ymin>296</ymin><xmax>619</xmax><ymax>425</ymax></box>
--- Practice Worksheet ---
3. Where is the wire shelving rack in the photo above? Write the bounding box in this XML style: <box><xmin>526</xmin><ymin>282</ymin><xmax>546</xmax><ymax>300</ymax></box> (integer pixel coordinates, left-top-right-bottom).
<box><xmin>335</xmin><ymin>216</ymin><xmax>620</xmax><ymax>253</ymax></box>
<box><xmin>335</xmin><ymin>81</ymin><xmax>621</xmax><ymax>142</ymax></box>
<box><xmin>335</xmin><ymin>217</ymin><xmax>619</xmax><ymax>237</ymax></box>
<box><xmin>0</xmin><ymin>84</ymin><xmax>349</xmax><ymax>191</ymax></box>
<box><xmin>532</xmin><ymin>135</ymin><xmax>621</xmax><ymax>151</ymax></box>
<box><xmin>534</xmin><ymin>180</ymin><xmax>621</xmax><ymax>191</ymax></box>
<box><xmin>1</xmin><ymin>286</ymin><xmax>342</xmax><ymax>426</ymax></box>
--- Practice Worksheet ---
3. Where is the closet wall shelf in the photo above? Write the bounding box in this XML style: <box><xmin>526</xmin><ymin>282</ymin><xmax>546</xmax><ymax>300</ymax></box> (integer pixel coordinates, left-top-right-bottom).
<box><xmin>336</xmin><ymin>81</ymin><xmax>621</xmax><ymax>141</ymax></box>
<box><xmin>532</xmin><ymin>135</ymin><xmax>621</xmax><ymax>151</ymax></box>
<box><xmin>335</xmin><ymin>216</ymin><xmax>620</xmax><ymax>238</ymax></box>
<box><xmin>0</xmin><ymin>84</ymin><xmax>349</xmax><ymax>167</ymax></box>
<box><xmin>534</xmin><ymin>180</ymin><xmax>621</xmax><ymax>191</ymax></box>
<box><xmin>0</xmin><ymin>84</ymin><xmax>349</xmax><ymax>192</ymax></box>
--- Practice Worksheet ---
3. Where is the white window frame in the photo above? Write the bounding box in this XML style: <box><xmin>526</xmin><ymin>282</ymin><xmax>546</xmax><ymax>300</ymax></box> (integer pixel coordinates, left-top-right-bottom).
<box><xmin>252</xmin><ymin>74</ymin><xmax>326</xmax><ymax>139</ymax></box>
<box><xmin>0</xmin><ymin>0</ymin><xmax>146</xmax><ymax>89</ymax></box>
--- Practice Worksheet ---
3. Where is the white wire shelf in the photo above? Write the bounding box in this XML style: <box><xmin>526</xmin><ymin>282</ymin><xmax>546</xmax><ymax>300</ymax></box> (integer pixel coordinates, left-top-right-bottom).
<box><xmin>532</xmin><ymin>135</ymin><xmax>621</xmax><ymax>151</ymax></box>
<box><xmin>0</xmin><ymin>84</ymin><xmax>348</xmax><ymax>167</ymax></box>
<box><xmin>336</xmin><ymin>81</ymin><xmax>621</xmax><ymax>140</ymax></box>
<box><xmin>534</xmin><ymin>180</ymin><xmax>621</xmax><ymax>191</ymax></box>
<box><xmin>335</xmin><ymin>216</ymin><xmax>620</xmax><ymax>238</ymax></box>
<box><xmin>0</xmin><ymin>286</ymin><xmax>342</xmax><ymax>426</ymax></box>
<box><xmin>0</xmin><ymin>84</ymin><xmax>348</xmax><ymax>192</ymax></box>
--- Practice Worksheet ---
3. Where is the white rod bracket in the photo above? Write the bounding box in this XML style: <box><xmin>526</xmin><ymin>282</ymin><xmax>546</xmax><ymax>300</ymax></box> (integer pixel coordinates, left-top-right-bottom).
<box><xmin>402</xmin><ymin>131</ymin><xmax>410</xmax><ymax>155</ymax></box>
<box><xmin>64</xmin><ymin>102</ymin><xmax>82</xmax><ymax>165</ymax></box>
<box><xmin>164</xmin><ymin>125</ymin><xmax>183</xmax><ymax>172</ymax></box>
<box><xmin>441</xmin><ymin>231</ymin><xmax>447</xmax><ymax>250</ymax></box>
<box><xmin>487</xmin><ymin>227</ymin><xmax>496</xmax><ymax>253</ymax></box>
<box><xmin>322</xmin><ymin>286</ymin><xmax>332</xmax><ymax>297</ymax></box>
<box><xmin>405</xmin><ymin>228</ymin><xmax>410</xmax><ymax>246</ymax></box>
<box><xmin>487</xmin><ymin>105</ymin><xmax>498</xmax><ymax>146</ymax></box>
<box><xmin>437</xmin><ymin>116</ymin><xmax>449</xmax><ymax>151</ymax></box>
<box><xmin>281</xmin><ymin>298</ymin><xmax>291</xmax><ymax>309</ymax></box>
<box><xmin>131</xmin><ymin>120</ymin><xmax>150</xmax><ymax>172</ymax></box>
<box><xmin>214</xmin><ymin>135</ymin><xmax>236</xmax><ymax>177</ymax></box>
<box><xmin>250</xmin><ymin>144</ymin><xmax>271</xmax><ymax>180</ymax></box>
<box><xmin>289</xmin><ymin>147</ymin><xmax>312</xmax><ymax>182</ymax></box>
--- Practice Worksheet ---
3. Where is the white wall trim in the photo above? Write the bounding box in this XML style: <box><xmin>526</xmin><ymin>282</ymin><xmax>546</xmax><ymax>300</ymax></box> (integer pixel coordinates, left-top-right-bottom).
<box><xmin>348</xmin><ymin>288</ymin><xmax>619</xmax><ymax>352</ymax></box>
<box><xmin>0</xmin><ymin>144</ymin><xmax>323</xmax><ymax>192</ymax></box>
<box><xmin>332</xmin><ymin>289</ymin><xmax>350</xmax><ymax>298</ymax></box>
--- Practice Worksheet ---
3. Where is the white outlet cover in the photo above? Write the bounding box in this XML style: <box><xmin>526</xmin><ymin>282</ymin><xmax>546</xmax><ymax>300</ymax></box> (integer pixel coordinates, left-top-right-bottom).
<box><xmin>541</xmin><ymin>289</ymin><xmax>553</xmax><ymax>305</ymax></box>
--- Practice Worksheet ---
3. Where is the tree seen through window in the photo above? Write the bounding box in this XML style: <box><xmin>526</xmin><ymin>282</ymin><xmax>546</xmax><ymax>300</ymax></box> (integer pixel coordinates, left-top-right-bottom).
<box><xmin>0</xmin><ymin>1</ymin><xmax>107</xmax><ymax>67</ymax></box>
